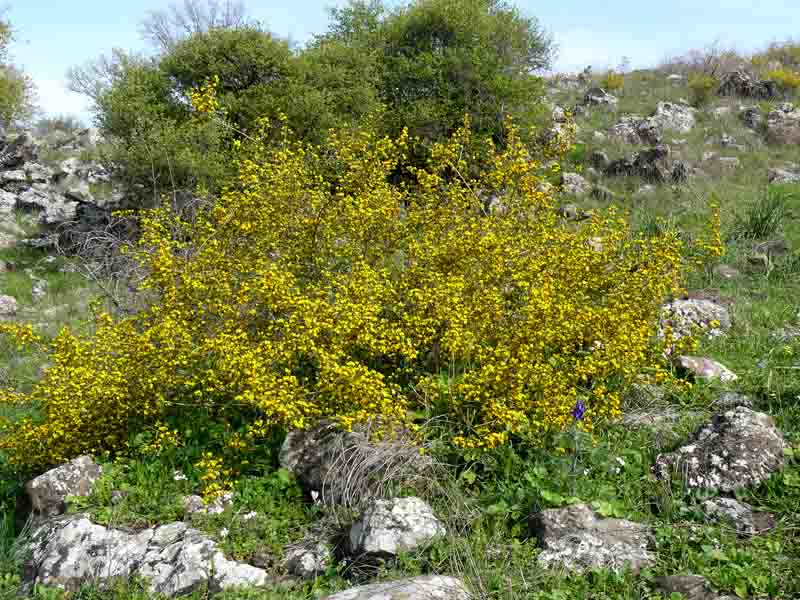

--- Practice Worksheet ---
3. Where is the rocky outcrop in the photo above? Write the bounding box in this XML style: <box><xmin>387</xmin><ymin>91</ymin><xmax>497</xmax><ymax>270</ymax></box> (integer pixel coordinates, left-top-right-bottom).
<box><xmin>349</xmin><ymin>497</ymin><xmax>445</xmax><ymax>557</ymax></box>
<box><xmin>322</xmin><ymin>576</ymin><xmax>470</xmax><ymax>600</ymax></box>
<box><xmin>279</xmin><ymin>421</ymin><xmax>431</xmax><ymax>506</ymax></box>
<box><xmin>740</xmin><ymin>106</ymin><xmax>763</xmax><ymax>130</ymax></box>
<box><xmin>650</xmin><ymin>102</ymin><xmax>696</xmax><ymax>133</ymax></box>
<box><xmin>766</xmin><ymin>102</ymin><xmax>800</xmax><ymax>145</ymax></box>
<box><xmin>284</xmin><ymin>537</ymin><xmax>332</xmax><ymax>579</ymax></box>
<box><xmin>0</xmin><ymin>294</ymin><xmax>17</xmax><ymax>316</ymax></box>
<box><xmin>23</xmin><ymin>456</ymin><xmax>102</xmax><ymax>521</ymax></box>
<box><xmin>655</xmin><ymin>407</ymin><xmax>785</xmax><ymax>492</ymax></box>
<box><xmin>530</xmin><ymin>503</ymin><xmax>653</xmax><ymax>573</ymax></box>
<box><xmin>660</xmin><ymin>299</ymin><xmax>731</xmax><ymax>341</ymax></box>
<box><xmin>583</xmin><ymin>87</ymin><xmax>618</xmax><ymax>106</ymax></box>
<box><xmin>608</xmin><ymin>115</ymin><xmax>662</xmax><ymax>145</ymax></box>
<box><xmin>605</xmin><ymin>145</ymin><xmax>688</xmax><ymax>184</ymax></box>
<box><xmin>561</xmin><ymin>172</ymin><xmax>589</xmax><ymax>195</ymax></box>
<box><xmin>702</xmin><ymin>497</ymin><xmax>775</xmax><ymax>537</ymax></box>
<box><xmin>769</xmin><ymin>166</ymin><xmax>800</xmax><ymax>184</ymax></box>
<box><xmin>25</xmin><ymin>517</ymin><xmax>269</xmax><ymax>596</ymax></box>
<box><xmin>678</xmin><ymin>356</ymin><xmax>738</xmax><ymax>382</ymax></box>
<box><xmin>718</xmin><ymin>70</ymin><xmax>777</xmax><ymax>99</ymax></box>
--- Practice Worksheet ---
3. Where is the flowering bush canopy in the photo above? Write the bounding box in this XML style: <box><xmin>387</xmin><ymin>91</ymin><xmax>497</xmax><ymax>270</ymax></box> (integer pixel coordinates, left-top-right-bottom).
<box><xmin>0</xmin><ymin>110</ymin><xmax>687</xmax><ymax>477</ymax></box>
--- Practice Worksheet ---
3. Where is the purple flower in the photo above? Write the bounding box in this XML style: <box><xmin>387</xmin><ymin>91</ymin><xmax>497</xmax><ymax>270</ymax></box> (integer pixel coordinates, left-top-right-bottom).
<box><xmin>571</xmin><ymin>399</ymin><xmax>586</xmax><ymax>422</ymax></box>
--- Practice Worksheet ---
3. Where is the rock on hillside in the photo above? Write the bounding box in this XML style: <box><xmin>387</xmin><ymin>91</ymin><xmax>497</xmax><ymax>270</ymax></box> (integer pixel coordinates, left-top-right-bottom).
<box><xmin>655</xmin><ymin>407</ymin><xmax>785</xmax><ymax>492</ymax></box>
<box><xmin>26</xmin><ymin>517</ymin><xmax>269</xmax><ymax>596</ymax></box>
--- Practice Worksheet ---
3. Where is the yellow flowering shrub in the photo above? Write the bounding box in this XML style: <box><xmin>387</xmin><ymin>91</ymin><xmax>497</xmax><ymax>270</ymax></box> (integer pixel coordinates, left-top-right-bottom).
<box><xmin>766</xmin><ymin>68</ymin><xmax>800</xmax><ymax>91</ymax></box>
<box><xmin>600</xmin><ymin>71</ymin><xmax>625</xmax><ymax>91</ymax></box>
<box><xmin>0</xmin><ymin>111</ymin><xmax>686</xmax><ymax>472</ymax></box>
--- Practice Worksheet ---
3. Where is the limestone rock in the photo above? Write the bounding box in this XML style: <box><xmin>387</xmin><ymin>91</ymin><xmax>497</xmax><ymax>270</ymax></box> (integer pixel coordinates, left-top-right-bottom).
<box><xmin>279</xmin><ymin>421</ymin><xmax>430</xmax><ymax>505</ymax></box>
<box><xmin>280</xmin><ymin>421</ymin><xmax>367</xmax><ymax>502</ymax></box>
<box><xmin>23</xmin><ymin>456</ymin><xmax>102</xmax><ymax>520</ymax></box>
<box><xmin>712</xmin><ymin>392</ymin><xmax>753</xmax><ymax>410</ymax></box>
<box><xmin>284</xmin><ymin>538</ymin><xmax>332</xmax><ymax>579</ymax></box>
<box><xmin>655</xmin><ymin>407</ymin><xmax>785</xmax><ymax>492</ymax></box>
<box><xmin>0</xmin><ymin>294</ymin><xmax>17</xmax><ymax>316</ymax></box>
<box><xmin>183</xmin><ymin>492</ymin><xmax>233</xmax><ymax>515</ymax></box>
<box><xmin>584</xmin><ymin>87</ymin><xmax>618</xmax><ymax>106</ymax></box>
<box><xmin>769</xmin><ymin>167</ymin><xmax>800</xmax><ymax>184</ymax></box>
<box><xmin>530</xmin><ymin>503</ymin><xmax>653</xmax><ymax>573</ymax></box>
<box><xmin>678</xmin><ymin>356</ymin><xmax>738</xmax><ymax>383</ymax></box>
<box><xmin>561</xmin><ymin>172</ymin><xmax>589</xmax><ymax>195</ymax></box>
<box><xmin>702</xmin><ymin>497</ymin><xmax>775</xmax><ymax>536</ymax></box>
<box><xmin>660</xmin><ymin>299</ymin><xmax>731</xmax><ymax>341</ymax></box>
<box><xmin>713</xmin><ymin>264</ymin><xmax>741</xmax><ymax>280</ymax></box>
<box><xmin>349</xmin><ymin>497</ymin><xmax>445</xmax><ymax>556</ymax></box>
<box><xmin>718</xmin><ymin>71</ymin><xmax>777</xmax><ymax>99</ymax></box>
<box><xmin>608</xmin><ymin>115</ymin><xmax>662</xmax><ymax>145</ymax></box>
<box><xmin>650</xmin><ymin>102</ymin><xmax>696</xmax><ymax>133</ymax></box>
<box><xmin>740</xmin><ymin>106</ymin><xmax>763</xmax><ymax>129</ymax></box>
<box><xmin>605</xmin><ymin>145</ymin><xmax>684</xmax><ymax>184</ymax></box>
<box><xmin>26</xmin><ymin>516</ymin><xmax>268</xmax><ymax>596</ymax></box>
<box><xmin>766</xmin><ymin>102</ymin><xmax>800</xmax><ymax>145</ymax></box>
<box><xmin>322</xmin><ymin>576</ymin><xmax>470</xmax><ymax>600</ymax></box>
<box><xmin>655</xmin><ymin>574</ymin><xmax>715</xmax><ymax>600</ymax></box>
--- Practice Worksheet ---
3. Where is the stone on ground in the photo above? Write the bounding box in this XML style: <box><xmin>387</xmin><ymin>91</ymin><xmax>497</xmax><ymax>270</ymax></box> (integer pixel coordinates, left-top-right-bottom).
<box><xmin>655</xmin><ymin>407</ymin><xmax>785</xmax><ymax>492</ymax></box>
<box><xmin>322</xmin><ymin>576</ymin><xmax>470</xmax><ymax>600</ymax></box>
<box><xmin>26</xmin><ymin>517</ymin><xmax>269</xmax><ymax>596</ymax></box>
<box><xmin>660</xmin><ymin>298</ymin><xmax>731</xmax><ymax>341</ymax></box>
<box><xmin>23</xmin><ymin>456</ymin><xmax>102</xmax><ymax>521</ymax></box>
<box><xmin>678</xmin><ymin>356</ymin><xmax>738</xmax><ymax>383</ymax></box>
<box><xmin>349</xmin><ymin>497</ymin><xmax>445</xmax><ymax>557</ymax></box>
<box><xmin>702</xmin><ymin>497</ymin><xmax>775</xmax><ymax>537</ymax></box>
<box><xmin>530</xmin><ymin>503</ymin><xmax>653</xmax><ymax>573</ymax></box>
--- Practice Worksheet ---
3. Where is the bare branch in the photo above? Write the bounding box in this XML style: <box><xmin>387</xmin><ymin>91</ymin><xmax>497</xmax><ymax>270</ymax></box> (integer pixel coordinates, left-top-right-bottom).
<box><xmin>139</xmin><ymin>0</ymin><xmax>252</xmax><ymax>53</ymax></box>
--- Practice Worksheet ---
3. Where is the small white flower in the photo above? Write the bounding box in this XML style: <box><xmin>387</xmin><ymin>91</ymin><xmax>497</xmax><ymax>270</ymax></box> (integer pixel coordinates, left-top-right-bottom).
<box><xmin>615</xmin><ymin>457</ymin><xmax>626</xmax><ymax>467</ymax></box>
<box><xmin>242</xmin><ymin>511</ymin><xmax>258</xmax><ymax>522</ymax></box>
<box><xmin>219</xmin><ymin>527</ymin><xmax>229</xmax><ymax>539</ymax></box>
<box><xmin>311</xmin><ymin>490</ymin><xmax>320</xmax><ymax>503</ymax></box>
<box><xmin>173</xmin><ymin>470</ymin><xmax>187</xmax><ymax>481</ymax></box>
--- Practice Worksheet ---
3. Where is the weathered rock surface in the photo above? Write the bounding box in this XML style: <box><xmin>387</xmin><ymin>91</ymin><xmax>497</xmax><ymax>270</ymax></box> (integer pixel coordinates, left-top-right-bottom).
<box><xmin>349</xmin><ymin>497</ymin><xmax>445</xmax><ymax>557</ymax></box>
<box><xmin>280</xmin><ymin>421</ymin><xmax>369</xmax><ymax>502</ymax></box>
<box><xmin>26</xmin><ymin>516</ymin><xmax>269</xmax><ymax>596</ymax></box>
<box><xmin>712</xmin><ymin>392</ymin><xmax>753</xmax><ymax>410</ymax></box>
<box><xmin>655</xmin><ymin>574</ymin><xmax>717</xmax><ymax>600</ymax></box>
<box><xmin>561</xmin><ymin>172</ymin><xmax>589</xmax><ymax>195</ymax></box>
<box><xmin>605</xmin><ymin>145</ymin><xmax>687</xmax><ymax>184</ymax></box>
<box><xmin>702</xmin><ymin>497</ymin><xmax>775</xmax><ymax>537</ymax></box>
<box><xmin>0</xmin><ymin>294</ymin><xmax>17</xmax><ymax>316</ymax></box>
<box><xmin>280</xmin><ymin>421</ymin><xmax>430</xmax><ymax>505</ymax></box>
<box><xmin>766</xmin><ymin>102</ymin><xmax>800</xmax><ymax>145</ymax></box>
<box><xmin>769</xmin><ymin>167</ymin><xmax>800</xmax><ymax>184</ymax></box>
<box><xmin>660</xmin><ymin>299</ymin><xmax>731</xmax><ymax>341</ymax></box>
<box><xmin>284</xmin><ymin>538</ymin><xmax>332</xmax><ymax>579</ymax></box>
<box><xmin>650</xmin><ymin>102</ymin><xmax>696</xmax><ymax>133</ymax></box>
<box><xmin>740</xmin><ymin>106</ymin><xmax>763</xmax><ymax>129</ymax></box>
<box><xmin>23</xmin><ymin>456</ymin><xmax>102</xmax><ymax>521</ymax></box>
<box><xmin>608</xmin><ymin>115</ymin><xmax>662</xmax><ymax>145</ymax></box>
<box><xmin>718</xmin><ymin>71</ymin><xmax>777</xmax><ymax>99</ymax></box>
<box><xmin>655</xmin><ymin>407</ymin><xmax>785</xmax><ymax>492</ymax></box>
<box><xmin>530</xmin><ymin>503</ymin><xmax>653</xmax><ymax>573</ymax></box>
<box><xmin>678</xmin><ymin>356</ymin><xmax>738</xmax><ymax>383</ymax></box>
<box><xmin>322</xmin><ymin>576</ymin><xmax>470</xmax><ymax>600</ymax></box>
<box><xmin>583</xmin><ymin>87</ymin><xmax>618</xmax><ymax>106</ymax></box>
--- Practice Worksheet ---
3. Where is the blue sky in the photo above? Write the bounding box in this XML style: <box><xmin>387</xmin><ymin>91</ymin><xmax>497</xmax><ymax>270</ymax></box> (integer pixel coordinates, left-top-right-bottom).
<box><xmin>7</xmin><ymin>0</ymin><xmax>799</xmax><ymax>121</ymax></box>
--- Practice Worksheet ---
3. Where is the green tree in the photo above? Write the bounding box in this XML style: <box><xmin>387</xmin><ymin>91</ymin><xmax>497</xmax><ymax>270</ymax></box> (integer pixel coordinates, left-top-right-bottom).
<box><xmin>0</xmin><ymin>18</ymin><xmax>36</xmax><ymax>127</ymax></box>
<box><xmin>327</xmin><ymin>0</ymin><xmax>554</xmax><ymax>146</ymax></box>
